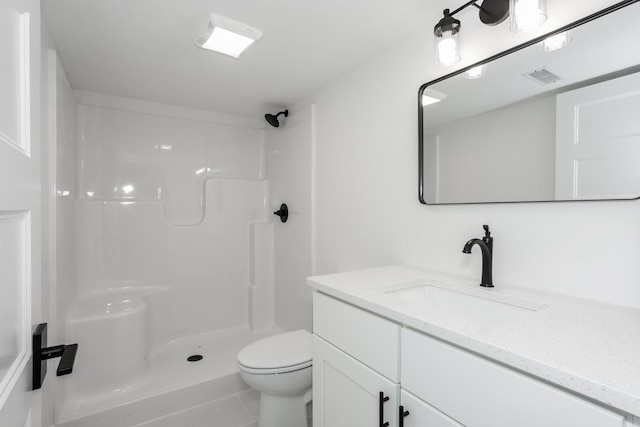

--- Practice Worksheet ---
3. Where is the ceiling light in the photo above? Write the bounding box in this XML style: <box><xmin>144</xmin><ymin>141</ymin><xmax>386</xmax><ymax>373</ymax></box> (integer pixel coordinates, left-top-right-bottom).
<box><xmin>433</xmin><ymin>0</ymin><xmax>509</xmax><ymax>66</ymax></box>
<box><xmin>464</xmin><ymin>64</ymin><xmax>488</xmax><ymax>79</ymax></box>
<box><xmin>510</xmin><ymin>0</ymin><xmax>547</xmax><ymax>33</ymax></box>
<box><xmin>196</xmin><ymin>14</ymin><xmax>263</xmax><ymax>58</ymax></box>
<box><xmin>422</xmin><ymin>89</ymin><xmax>447</xmax><ymax>106</ymax></box>
<box><xmin>541</xmin><ymin>31</ymin><xmax>571</xmax><ymax>51</ymax></box>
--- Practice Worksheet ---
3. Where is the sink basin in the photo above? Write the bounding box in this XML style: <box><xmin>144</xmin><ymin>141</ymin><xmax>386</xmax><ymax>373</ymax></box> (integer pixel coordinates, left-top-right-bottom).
<box><xmin>384</xmin><ymin>280</ymin><xmax>545</xmax><ymax>326</ymax></box>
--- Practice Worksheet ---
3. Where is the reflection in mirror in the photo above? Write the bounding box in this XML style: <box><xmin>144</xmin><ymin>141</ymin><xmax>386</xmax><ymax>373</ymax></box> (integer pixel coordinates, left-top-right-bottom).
<box><xmin>418</xmin><ymin>0</ymin><xmax>640</xmax><ymax>204</ymax></box>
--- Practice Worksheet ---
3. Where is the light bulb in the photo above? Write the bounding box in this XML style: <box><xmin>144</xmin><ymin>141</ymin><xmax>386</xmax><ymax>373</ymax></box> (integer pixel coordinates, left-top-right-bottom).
<box><xmin>436</xmin><ymin>31</ymin><xmax>460</xmax><ymax>66</ymax></box>
<box><xmin>510</xmin><ymin>0</ymin><xmax>547</xmax><ymax>33</ymax></box>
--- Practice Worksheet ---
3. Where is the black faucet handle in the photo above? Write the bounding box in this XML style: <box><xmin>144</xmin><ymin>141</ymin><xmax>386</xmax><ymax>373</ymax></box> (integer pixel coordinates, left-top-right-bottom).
<box><xmin>482</xmin><ymin>225</ymin><xmax>493</xmax><ymax>256</ymax></box>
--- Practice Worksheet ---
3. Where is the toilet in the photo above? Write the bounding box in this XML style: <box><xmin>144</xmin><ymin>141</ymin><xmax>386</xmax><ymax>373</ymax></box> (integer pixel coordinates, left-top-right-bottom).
<box><xmin>237</xmin><ymin>330</ymin><xmax>312</xmax><ymax>427</ymax></box>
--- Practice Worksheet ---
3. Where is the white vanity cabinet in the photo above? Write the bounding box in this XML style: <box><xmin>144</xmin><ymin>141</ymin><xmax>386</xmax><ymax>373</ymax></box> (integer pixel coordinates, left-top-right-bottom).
<box><xmin>399</xmin><ymin>390</ymin><xmax>463</xmax><ymax>427</ymax></box>
<box><xmin>312</xmin><ymin>291</ymin><xmax>634</xmax><ymax>427</ymax></box>
<box><xmin>313</xmin><ymin>337</ymin><xmax>399</xmax><ymax>427</ymax></box>
<box><xmin>313</xmin><ymin>292</ymin><xmax>400</xmax><ymax>427</ymax></box>
<box><xmin>401</xmin><ymin>328</ymin><xmax>628</xmax><ymax>427</ymax></box>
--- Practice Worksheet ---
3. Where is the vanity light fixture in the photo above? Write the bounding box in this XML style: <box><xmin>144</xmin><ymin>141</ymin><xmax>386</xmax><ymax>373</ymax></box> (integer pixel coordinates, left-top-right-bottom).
<box><xmin>464</xmin><ymin>64</ymin><xmax>488</xmax><ymax>79</ymax></box>
<box><xmin>541</xmin><ymin>31</ymin><xmax>571</xmax><ymax>51</ymax></box>
<box><xmin>433</xmin><ymin>0</ymin><xmax>509</xmax><ymax>66</ymax></box>
<box><xmin>510</xmin><ymin>0</ymin><xmax>547</xmax><ymax>33</ymax></box>
<box><xmin>433</xmin><ymin>9</ymin><xmax>462</xmax><ymax>66</ymax></box>
<box><xmin>433</xmin><ymin>0</ymin><xmax>548</xmax><ymax>66</ymax></box>
<box><xmin>196</xmin><ymin>14</ymin><xmax>263</xmax><ymax>58</ymax></box>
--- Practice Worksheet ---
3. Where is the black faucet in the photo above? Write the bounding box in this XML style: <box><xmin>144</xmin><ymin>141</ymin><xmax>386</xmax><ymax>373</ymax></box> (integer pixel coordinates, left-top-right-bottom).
<box><xmin>462</xmin><ymin>225</ymin><xmax>494</xmax><ymax>288</ymax></box>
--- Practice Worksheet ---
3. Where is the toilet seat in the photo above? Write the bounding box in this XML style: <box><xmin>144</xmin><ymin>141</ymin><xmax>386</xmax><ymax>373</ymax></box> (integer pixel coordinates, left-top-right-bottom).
<box><xmin>238</xmin><ymin>330</ymin><xmax>312</xmax><ymax>375</ymax></box>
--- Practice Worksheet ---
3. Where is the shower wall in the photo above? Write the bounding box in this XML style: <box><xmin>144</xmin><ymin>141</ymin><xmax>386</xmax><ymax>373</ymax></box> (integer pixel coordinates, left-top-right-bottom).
<box><xmin>266</xmin><ymin>105</ymin><xmax>314</xmax><ymax>332</ymax></box>
<box><xmin>67</xmin><ymin>93</ymin><xmax>273</xmax><ymax>346</ymax></box>
<box><xmin>53</xmin><ymin>56</ymin><xmax>78</xmax><ymax>344</ymax></box>
<box><xmin>49</xmin><ymin>46</ymin><xmax>80</xmax><ymax>424</ymax></box>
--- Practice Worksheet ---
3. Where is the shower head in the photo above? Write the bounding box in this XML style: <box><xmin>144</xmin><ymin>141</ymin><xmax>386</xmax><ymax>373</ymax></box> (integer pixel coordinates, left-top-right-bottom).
<box><xmin>265</xmin><ymin>110</ymin><xmax>288</xmax><ymax>128</ymax></box>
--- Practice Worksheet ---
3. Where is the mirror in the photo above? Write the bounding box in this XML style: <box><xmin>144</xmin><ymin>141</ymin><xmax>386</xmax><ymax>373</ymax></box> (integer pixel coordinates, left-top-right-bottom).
<box><xmin>418</xmin><ymin>1</ymin><xmax>640</xmax><ymax>204</ymax></box>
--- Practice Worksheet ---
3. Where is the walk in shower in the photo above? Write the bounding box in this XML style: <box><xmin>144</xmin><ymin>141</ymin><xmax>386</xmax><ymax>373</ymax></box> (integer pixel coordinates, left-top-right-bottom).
<box><xmin>52</xmin><ymin>60</ymin><xmax>312</xmax><ymax>426</ymax></box>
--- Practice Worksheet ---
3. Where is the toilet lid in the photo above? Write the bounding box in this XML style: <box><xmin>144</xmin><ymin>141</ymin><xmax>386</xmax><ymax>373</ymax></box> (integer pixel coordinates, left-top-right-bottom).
<box><xmin>238</xmin><ymin>330</ymin><xmax>312</xmax><ymax>371</ymax></box>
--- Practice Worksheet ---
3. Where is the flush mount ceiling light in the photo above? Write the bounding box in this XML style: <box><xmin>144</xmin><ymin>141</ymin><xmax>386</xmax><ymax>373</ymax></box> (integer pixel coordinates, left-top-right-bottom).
<box><xmin>541</xmin><ymin>31</ymin><xmax>571</xmax><ymax>51</ymax></box>
<box><xmin>433</xmin><ymin>0</ymin><xmax>547</xmax><ymax>66</ymax></box>
<box><xmin>422</xmin><ymin>89</ymin><xmax>447</xmax><ymax>106</ymax></box>
<box><xmin>195</xmin><ymin>14</ymin><xmax>263</xmax><ymax>58</ymax></box>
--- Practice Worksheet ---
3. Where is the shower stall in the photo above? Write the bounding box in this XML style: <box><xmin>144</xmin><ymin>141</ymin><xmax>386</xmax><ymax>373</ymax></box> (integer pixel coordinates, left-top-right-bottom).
<box><xmin>50</xmin><ymin>55</ymin><xmax>313</xmax><ymax>427</ymax></box>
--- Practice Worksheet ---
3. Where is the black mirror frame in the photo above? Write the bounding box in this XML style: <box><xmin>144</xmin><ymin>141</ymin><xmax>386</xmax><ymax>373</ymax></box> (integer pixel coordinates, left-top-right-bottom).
<box><xmin>418</xmin><ymin>0</ymin><xmax>639</xmax><ymax>205</ymax></box>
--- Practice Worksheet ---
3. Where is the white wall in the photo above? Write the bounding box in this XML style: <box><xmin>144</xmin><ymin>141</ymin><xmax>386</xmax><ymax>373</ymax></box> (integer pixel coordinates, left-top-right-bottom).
<box><xmin>53</xmin><ymin>57</ymin><xmax>78</xmax><ymax>343</ymax></box>
<box><xmin>266</xmin><ymin>106</ymin><xmax>314</xmax><ymax>331</ymax></box>
<box><xmin>429</xmin><ymin>95</ymin><xmax>556</xmax><ymax>203</ymax></box>
<box><xmin>305</xmin><ymin>0</ymin><xmax>640</xmax><ymax>309</ymax></box>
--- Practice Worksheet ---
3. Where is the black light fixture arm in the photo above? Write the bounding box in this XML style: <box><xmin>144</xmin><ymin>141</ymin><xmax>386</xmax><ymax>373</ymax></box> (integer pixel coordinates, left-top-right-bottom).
<box><xmin>436</xmin><ymin>0</ymin><xmax>509</xmax><ymax>35</ymax></box>
<box><xmin>449</xmin><ymin>0</ymin><xmax>482</xmax><ymax>17</ymax></box>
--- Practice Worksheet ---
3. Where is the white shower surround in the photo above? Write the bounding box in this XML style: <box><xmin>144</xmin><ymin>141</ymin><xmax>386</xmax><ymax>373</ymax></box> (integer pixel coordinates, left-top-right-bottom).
<box><xmin>54</xmin><ymin>92</ymin><xmax>297</xmax><ymax>424</ymax></box>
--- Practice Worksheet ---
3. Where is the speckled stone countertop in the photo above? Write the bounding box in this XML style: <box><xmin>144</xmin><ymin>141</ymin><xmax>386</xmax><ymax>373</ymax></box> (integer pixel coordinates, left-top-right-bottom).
<box><xmin>307</xmin><ymin>265</ymin><xmax>640</xmax><ymax>417</ymax></box>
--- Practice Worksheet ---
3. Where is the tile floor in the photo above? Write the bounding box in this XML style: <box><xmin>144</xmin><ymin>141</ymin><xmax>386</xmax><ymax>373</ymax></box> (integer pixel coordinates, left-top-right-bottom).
<box><xmin>134</xmin><ymin>389</ymin><xmax>312</xmax><ymax>427</ymax></box>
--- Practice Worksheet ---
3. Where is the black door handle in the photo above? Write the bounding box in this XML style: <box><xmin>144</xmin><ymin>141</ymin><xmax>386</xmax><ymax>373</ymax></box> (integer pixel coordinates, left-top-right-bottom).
<box><xmin>32</xmin><ymin>323</ymin><xmax>78</xmax><ymax>390</ymax></box>
<box><xmin>399</xmin><ymin>405</ymin><xmax>410</xmax><ymax>427</ymax></box>
<box><xmin>379</xmin><ymin>391</ymin><xmax>390</xmax><ymax>427</ymax></box>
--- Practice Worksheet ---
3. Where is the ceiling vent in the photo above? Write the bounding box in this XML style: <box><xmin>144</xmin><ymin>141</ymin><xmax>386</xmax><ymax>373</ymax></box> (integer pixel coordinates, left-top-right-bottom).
<box><xmin>523</xmin><ymin>68</ymin><xmax>561</xmax><ymax>85</ymax></box>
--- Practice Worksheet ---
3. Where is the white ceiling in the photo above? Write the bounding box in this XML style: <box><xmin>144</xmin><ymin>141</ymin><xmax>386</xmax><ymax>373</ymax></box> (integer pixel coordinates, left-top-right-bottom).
<box><xmin>43</xmin><ymin>0</ymin><xmax>450</xmax><ymax>119</ymax></box>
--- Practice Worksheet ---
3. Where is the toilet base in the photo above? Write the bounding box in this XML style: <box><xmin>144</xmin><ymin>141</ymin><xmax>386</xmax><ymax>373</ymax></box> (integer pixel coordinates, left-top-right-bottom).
<box><xmin>258</xmin><ymin>393</ymin><xmax>308</xmax><ymax>427</ymax></box>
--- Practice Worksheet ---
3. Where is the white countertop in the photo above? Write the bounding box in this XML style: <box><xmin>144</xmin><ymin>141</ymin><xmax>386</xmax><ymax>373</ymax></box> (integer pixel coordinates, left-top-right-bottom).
<box><xmin>307</xmin><ymin>265</ymin><xmax>640</xmax><ymax>417</ymax></box>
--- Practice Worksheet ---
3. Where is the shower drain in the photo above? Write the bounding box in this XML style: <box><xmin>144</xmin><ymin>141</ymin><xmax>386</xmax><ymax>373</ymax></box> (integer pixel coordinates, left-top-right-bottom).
<box><xmin>187</xmin><ymin>354</ymin><xmax>203</xmax><ymax>362</ymax></box>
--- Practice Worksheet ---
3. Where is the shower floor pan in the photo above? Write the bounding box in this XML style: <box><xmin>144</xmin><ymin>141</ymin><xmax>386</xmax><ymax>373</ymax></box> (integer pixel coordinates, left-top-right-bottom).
<box><xmin>56</xmin><ymin>328</ymin><xmax>282</xmax><ymax>427</ymax></box>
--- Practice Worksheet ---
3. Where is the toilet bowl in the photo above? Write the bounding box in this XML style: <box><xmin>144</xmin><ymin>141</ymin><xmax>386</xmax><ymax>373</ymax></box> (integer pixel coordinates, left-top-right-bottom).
<box><xmin>238</xmin><ymin>330</ymin><xmax>312</xmax><ymax>427</ymax></box>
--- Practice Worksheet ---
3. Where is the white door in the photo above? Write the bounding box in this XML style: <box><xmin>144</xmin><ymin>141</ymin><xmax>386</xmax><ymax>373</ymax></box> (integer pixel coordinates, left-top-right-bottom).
<box><xmin>313</xmin><ymin>336</ymin><xmax>399</xmax><ymax>427</ymax></box>
<box><xmin>556</xmin><ymin>71</ymin><xmax>640</xmax><ymax>199</ymax></box>
<box><xmin>0</xmin><ymin>0</ymin><xmax>44</xmax><ymax>425</ymax></box>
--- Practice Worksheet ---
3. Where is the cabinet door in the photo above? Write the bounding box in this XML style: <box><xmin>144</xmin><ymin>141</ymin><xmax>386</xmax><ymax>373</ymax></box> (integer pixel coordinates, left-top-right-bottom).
<box><xmin>314</xmin><ymin>292</ymin><xmax>400</xmax><ymax>382</ymax></box>
<box><xmin>400</xmin><ymin>390</ymin><xmax>463</xmax><ymax>427</ymax></box>
<box><xmin>402</xmin><ymin>328</ymin><xmax>627</xmax><ymax>427</ymax></box>
<box><xmin>313</xmin><ymin>335</ymin><xmax>399</xmax><ymax>427</ymax></box>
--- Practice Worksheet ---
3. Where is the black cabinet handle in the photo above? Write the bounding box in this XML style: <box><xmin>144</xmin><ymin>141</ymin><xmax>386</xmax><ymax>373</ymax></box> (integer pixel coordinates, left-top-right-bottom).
<box><xmin>399</xmin><ymin>405</ymin><xmax>410</xmax><ymax>427</ymax></box>
<box><xmin>379</xmin><ymin>391</ymin><xmax>390</xmax><ymax>427</ymax></box>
